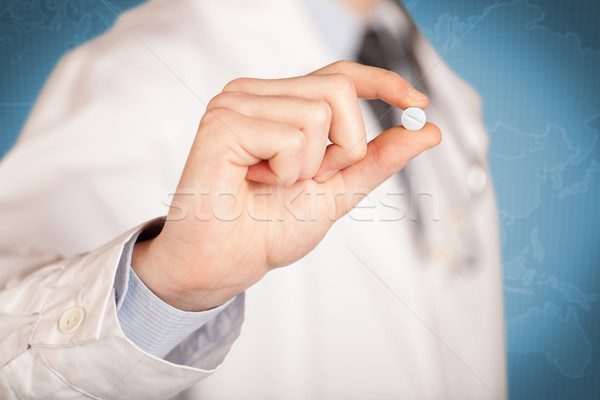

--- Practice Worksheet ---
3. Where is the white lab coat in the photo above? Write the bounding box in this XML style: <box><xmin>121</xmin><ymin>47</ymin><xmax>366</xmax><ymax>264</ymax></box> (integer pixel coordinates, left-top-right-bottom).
<box><xmin>0</xmin><ymin>0</ymin><xmax>506</xmax><ymax>399</ymax></box>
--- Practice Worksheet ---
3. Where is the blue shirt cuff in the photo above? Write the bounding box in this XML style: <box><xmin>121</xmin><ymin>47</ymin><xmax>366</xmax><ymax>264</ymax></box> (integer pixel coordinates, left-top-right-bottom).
<box><xmin>113</xmin><ymin>224</ymin><xmax>233</xmax><ymax>359</ymax></box>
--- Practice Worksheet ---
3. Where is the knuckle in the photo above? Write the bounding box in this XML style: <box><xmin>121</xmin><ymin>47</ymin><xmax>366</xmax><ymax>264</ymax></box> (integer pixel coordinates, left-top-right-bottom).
<box><xmin>206</xmin><ymin>97</ymin><xmax>219</xmax><ymax>111</ymax></box>
<box><xmin>207</xmin><ymin>92</ymin><xmax>243</xmax><ymax>110</ymax></box>
<box><xmin>302</xmin><ymin>160</ymin><xmax>321</xmax><ymax>180</ymax></box>
<box><xmin>280</xmin><ymin>175</ymin><xmax>297</xmax><ymax>187</ymax></box>
<box><xmin>384</xmin><ymin>69</ymin><xmax>401</xmax><ymax>84</ymax></box>
<box><xmin>200</xmin><ymin>107</ymin><xmax>229</xmax><ymax>130</ymax></box>
<box><xmin>329</xmin><ymin>73</ymin><xmax>356</xmax><ymax>96</ymax></box>
<box><xmin>288</xmin><ymin>129</ymin><xmax>306</xmax><ymax>151</ymax></box>
<box><xmin>310</xmin><ymin>100</ymin><xmax>332</xmax><ymax>126</ymax></box>
<box><xmin>223</xmin><ymin>77</ymin><xmax>252</xmax><ymax>92</ymax></box>
<box><xmin>345</xmin><ymin>141</ymin><xmax>368</xmax><ymax>162</ymax></box>
<box><xmin>206</xmin><ymin>94</ymin><xmax>224</xmax><ymax>111</ymax></box>
<box><xmin>331</xmin><ymin>60</ymin><xmax>353</xmax><ymax>70</ymax></box>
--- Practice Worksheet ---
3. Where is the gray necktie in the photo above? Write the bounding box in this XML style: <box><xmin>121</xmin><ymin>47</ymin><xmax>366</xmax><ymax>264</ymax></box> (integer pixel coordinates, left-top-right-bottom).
<box><xmin>357</xmin><ymin>25</ymin><xmax>425</xmax><ymax>132</ymax></box>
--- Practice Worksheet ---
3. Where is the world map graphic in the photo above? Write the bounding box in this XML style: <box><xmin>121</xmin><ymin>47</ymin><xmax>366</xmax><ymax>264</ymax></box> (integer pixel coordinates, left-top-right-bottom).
<box><xmin>1</xmin><ymin>1</ymin><xmax>598</xmax><ymax>398</ymax></box>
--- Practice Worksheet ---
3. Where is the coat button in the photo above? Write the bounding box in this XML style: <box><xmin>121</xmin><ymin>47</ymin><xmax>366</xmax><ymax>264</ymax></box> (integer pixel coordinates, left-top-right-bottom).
<box><xmin>58</xmin><ymin>306</ymin><xmax>86</xmax><ymax>334</ymax></box>
<box><xmin>467</xmin><ymin>164</ymin><xmax>487</xmax><ymax>194</ymax></box>
<box><xmin>430</xmin><ymin>245</ymin><xmax>457</xmax><ymax>269</ymax></box>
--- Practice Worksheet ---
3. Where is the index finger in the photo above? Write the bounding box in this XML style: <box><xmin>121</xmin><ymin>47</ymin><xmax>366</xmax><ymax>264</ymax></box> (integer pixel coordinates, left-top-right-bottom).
<box><xmin>310</xmin><ymin>61</ymin><xmax>428</xmax><ymax>181</ymax></box>
<box><xmin>310</xmin><ymin>60</ymin><xmax>429</xmax><ymax>110</ymax></box>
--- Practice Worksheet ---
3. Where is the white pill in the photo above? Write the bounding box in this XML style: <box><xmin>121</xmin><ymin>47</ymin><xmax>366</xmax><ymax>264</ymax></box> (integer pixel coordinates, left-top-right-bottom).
<box><xmin>401</xmin><ymin>107</ymin><xmax>426</xmax><ymax>131</ymax></box>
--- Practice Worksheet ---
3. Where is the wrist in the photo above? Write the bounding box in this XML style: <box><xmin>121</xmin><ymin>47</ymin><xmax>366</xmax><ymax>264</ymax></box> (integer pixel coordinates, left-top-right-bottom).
<box><xmin>131</xmin><ymin>236</ymin><xmax>241</xmax><ymax>312</ymax></box>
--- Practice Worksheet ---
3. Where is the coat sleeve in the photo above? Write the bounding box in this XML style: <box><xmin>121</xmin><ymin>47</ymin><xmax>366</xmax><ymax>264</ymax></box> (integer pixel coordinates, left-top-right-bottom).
<box><xmin>0</xmin><ymin>221</ymin><xmax>245</xmax><ymax>399</ymax></box>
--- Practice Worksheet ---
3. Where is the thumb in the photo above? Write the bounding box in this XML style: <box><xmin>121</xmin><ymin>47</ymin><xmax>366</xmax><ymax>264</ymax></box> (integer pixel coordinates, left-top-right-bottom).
<box><xmin>327</xmin><ymin>123</ymin><xmax>442</xmax><ymax>219</ymax></box>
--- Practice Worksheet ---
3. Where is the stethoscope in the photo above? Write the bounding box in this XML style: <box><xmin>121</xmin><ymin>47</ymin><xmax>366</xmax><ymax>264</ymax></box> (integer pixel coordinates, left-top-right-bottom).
<box><xmin>375</xmin><ymin>0</ymin><xmax>488</xmax><ymax>273</ymax></box>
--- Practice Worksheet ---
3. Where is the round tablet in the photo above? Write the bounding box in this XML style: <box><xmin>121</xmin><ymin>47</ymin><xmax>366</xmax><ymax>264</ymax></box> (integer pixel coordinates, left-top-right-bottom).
<box><xmin>401</xmin><ymin>107</ymin><xmax>426</xmax><ymax>131</ymax></box>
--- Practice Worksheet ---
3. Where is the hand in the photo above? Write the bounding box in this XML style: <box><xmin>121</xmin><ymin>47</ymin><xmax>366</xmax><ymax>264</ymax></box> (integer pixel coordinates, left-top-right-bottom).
<box><xmin>132</xmin><ymin>61</ymin><xmax>441</xmax><ymax>311</ymax></box>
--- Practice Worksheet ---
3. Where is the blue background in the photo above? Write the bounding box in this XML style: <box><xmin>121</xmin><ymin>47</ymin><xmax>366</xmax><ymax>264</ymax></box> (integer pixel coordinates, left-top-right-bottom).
<box><xmin>1</xmin><ymin>0</ymin><xmax>598</xmax><ymax>398</ymax></box>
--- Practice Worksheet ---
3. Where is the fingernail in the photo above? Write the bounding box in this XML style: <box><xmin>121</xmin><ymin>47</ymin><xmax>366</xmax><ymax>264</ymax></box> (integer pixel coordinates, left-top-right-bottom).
<box><xmin>315</xmin><ymin>169</ymin><xmax>337</xmax><ymax>182</ymax></box>
<box><xmin>413</xmin><ymin>94</ymin><xmax>428</xmax><ymax>104</ymax></box>
<box><xmin>410</xmin><ymin>89</ymin><xmax>427</xmax><ymax>102</ymax></box>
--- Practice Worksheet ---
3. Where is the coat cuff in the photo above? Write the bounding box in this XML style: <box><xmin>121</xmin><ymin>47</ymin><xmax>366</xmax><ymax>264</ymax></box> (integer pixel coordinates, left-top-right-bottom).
<box><xmin>29</xmin><ymin>219</ymin><xmax>245</xmax><ymax>399</ymax></box>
